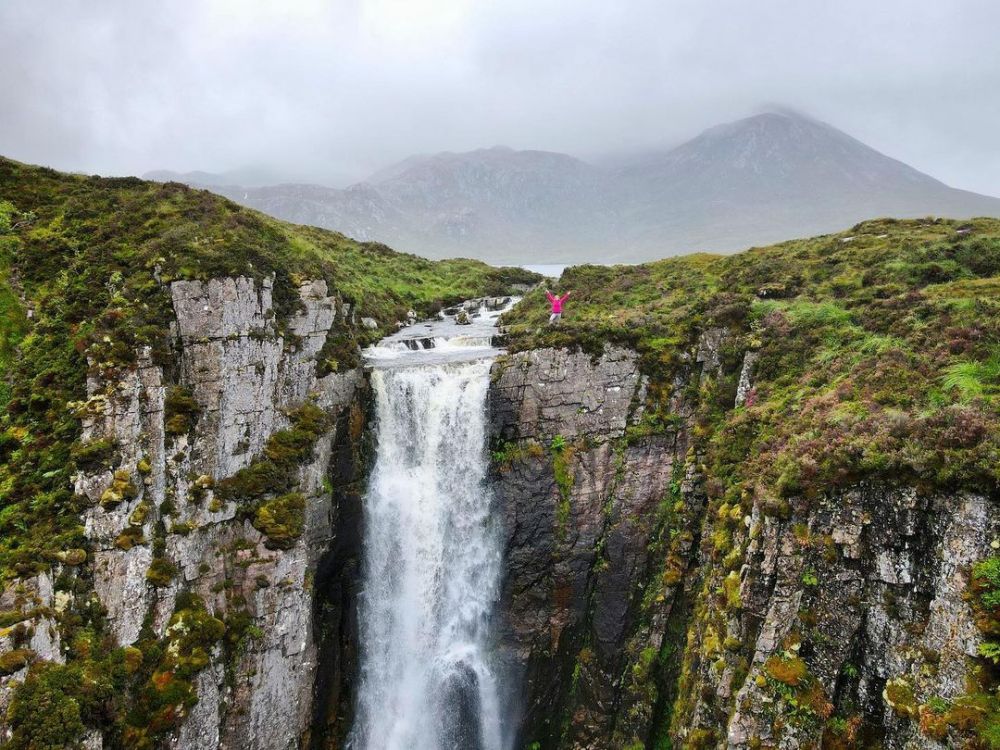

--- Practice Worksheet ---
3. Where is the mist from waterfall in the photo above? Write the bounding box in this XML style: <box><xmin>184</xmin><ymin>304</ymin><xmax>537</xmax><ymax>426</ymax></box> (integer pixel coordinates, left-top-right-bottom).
<box><xmin>349</xmin><ymin>358</ymin><xmax>504</xmax><ymax>750</ymax></box>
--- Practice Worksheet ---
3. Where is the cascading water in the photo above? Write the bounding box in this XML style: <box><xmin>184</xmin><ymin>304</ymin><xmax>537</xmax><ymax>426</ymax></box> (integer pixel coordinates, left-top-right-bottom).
<box><xmin>350</xmin><ymin>324</ymin><xmax>505</xmax><ymax>750</ymax></box>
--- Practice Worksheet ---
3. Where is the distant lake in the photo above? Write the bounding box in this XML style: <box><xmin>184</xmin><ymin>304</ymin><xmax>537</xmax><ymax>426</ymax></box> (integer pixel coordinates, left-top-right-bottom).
<box><xmin>521</xmin><ymin>263</ymin><xmax>567</xmax><ymax>277</ymax></box>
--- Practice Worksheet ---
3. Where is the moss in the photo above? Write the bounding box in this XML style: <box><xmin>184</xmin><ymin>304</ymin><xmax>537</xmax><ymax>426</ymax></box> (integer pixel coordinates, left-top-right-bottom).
<box><xmin>0</xmin><ymin>647</ymin><xmax>34</xmax><ymax>675</ymax></box>
<box><xmin>99</xmin><ymin>469</ymin><xmax>138</xmax><ymax>509</ymax></box>
<box><xmin>123</xmin><ymin>592</ymin><xmax>225</xmax><ymax>746</ymax></box>
<box><xmin>252</xmin><ymin>492</ymin><xmax>306</xmax><ymax>550</ymax></box>
<box><xmin>764</xmin><ymin>655</ymin><xmax>809</xmax><ymax>687</ymax></box>
<box><xmin>490</xmin><ymin>439</ymin><xmax>545</xmax><ymax>471</ymax></box>
<box><xmin>129</xmin><ymin>501</ymin><xmax>151</xmax><ymax>526</ymax></box>
<box><xmin>145</xmin><ymin>557</ymin><xmax>177</xmax><ymax>587</ymax></box>
<box><xmin>722</xmin><ymin>570</ymin><xmax>742</xmax><ymax>610</ymax></box>
<box><xmin>883</xmin><ymin>677</ymin><xmax>918</xmax><ymax>718</ymax></box>
<box><xmin>5</xmin><ymin>662</ymin><xmax>92</xmax><ymax>750</ymax></box>
<box><xmin>55</xmin><ymin>548</ymin><xmax>87</xmax><ymax>566</ymax></box>
<box><xmin>69</xmin><ymin>438</ymin><xmax>115</xmax><ymax>472</ymax></box>
<box><xmin>163</xmin><ymin>386</ymin><xmax>200</xmax><ymax>437</ymax></box>
<box><xmin>216</xmin><ymin>401</ymin><xmax>329</xmax><ymax>503</ymax></box>
<box><xmin>115</xmin><ymin>526</ymin><xmax>144</xmax><ymax>551</ymax></box>
<box><xmin>169</xmin><ymin>521</ymin><xmax>195</xmax><ymax>536</ymax></box>
<box><xmin>550</xmin><ymin>436</ymin><xmax>576</xmax><ymax>530</ymax></box>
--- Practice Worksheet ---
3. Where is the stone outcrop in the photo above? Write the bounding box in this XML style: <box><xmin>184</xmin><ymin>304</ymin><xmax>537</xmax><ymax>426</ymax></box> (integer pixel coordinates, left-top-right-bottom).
<box><xmin>700</xmin><ymin>487</ymin><xmax>998</xmax><ymax>750</ymax></box>
<box><xmin>488</xmin><ymin>340</ymin><xmax>1000</xmax><ymax>750</ymax></box>
<box><xmin>0</xmin><ymin>277</ymin><xmax>368</xmax><ymax>750</ymax></box>
<box><xmin>488</xmin><ymin>345</ymin><xmax>705</xmax><ymax>748</ymax></box>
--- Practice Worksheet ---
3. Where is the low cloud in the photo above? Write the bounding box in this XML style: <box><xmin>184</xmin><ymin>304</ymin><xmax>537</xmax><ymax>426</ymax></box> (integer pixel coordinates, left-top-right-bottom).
<box><xmin>2</xmin><ymin>0</ymin><xmax>999</xmax><ymax>194</ymax></box>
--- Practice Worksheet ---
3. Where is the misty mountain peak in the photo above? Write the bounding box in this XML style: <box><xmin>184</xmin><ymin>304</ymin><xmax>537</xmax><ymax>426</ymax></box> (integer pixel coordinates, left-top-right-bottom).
<box><xmin>164</xmin><ymin>113</ymin><xmax>1000</xmax><ymax>263</ymax></box>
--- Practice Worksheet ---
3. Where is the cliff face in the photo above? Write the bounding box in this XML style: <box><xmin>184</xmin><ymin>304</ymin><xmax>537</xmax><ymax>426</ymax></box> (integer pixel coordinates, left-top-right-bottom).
<box><xmin>488</xmin><ymin>340</ymin><xmax>1000</xmax><ymax>750</ymax></box>
<box><xmin>0</xmin><ymin>276</ymin><xmax>368</xmax><ymax>749</ymax></box>
<box><xmin>0</xmin><ymin>284</ymin><xmax>996</xmax><ymax>749</ymax></box>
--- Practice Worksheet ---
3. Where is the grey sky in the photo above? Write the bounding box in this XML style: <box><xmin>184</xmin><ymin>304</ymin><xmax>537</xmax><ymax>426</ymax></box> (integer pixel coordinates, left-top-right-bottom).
<box><xmin>3</xmin><ymin>0</ymin><xmax>999</xmax><ymax>194</ymax></box>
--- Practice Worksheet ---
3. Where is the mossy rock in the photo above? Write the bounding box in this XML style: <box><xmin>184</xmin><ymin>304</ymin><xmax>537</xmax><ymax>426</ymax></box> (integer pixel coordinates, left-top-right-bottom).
<box><xmin>55</xmin><ymin>548</ymin><xmax>86</xmax><ymax>566</ymax></box>
<box><xmin>252</xmin><ymin>492</ymin><xmax>306</xmax><ymax>550</ymax></box>
<box><xmin>0</xmin><ymin>648</ymin><xmax>34</xmax><ymax>676</ymax></box>
<box><xmin>100</xmin><ymin>469</ymin><xmax>138</xmax><ymax>509</ymax></box>
<box><xmin>164</xmin><ymin>386</ymin><xmax>201</xmax><ymax>437</ymax></box>
<box><xmin>114</xmin><ymin>527</ymin><xmax>144</xmax><ymax>551</ymax></box>
<box><xmin>146</xmin><ymin>557</ymin><xmax>178</xmax><ymax>587</ymax></box>
<box><xmin>69</xmin><ymin>438</ymin><xmax>116</xmax><ymax>472</ymax></box>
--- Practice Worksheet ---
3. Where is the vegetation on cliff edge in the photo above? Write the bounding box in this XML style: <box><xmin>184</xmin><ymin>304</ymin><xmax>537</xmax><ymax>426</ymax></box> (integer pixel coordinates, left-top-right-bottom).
<box><xmin>504</xmin><ymin>217</ymin><xmax>1000</xmax><ymax>499</ymax></box>
<box><xmin>0</xmin><ymin>157</ymin><xmax>537</xmax><ymax>748</ymax></box>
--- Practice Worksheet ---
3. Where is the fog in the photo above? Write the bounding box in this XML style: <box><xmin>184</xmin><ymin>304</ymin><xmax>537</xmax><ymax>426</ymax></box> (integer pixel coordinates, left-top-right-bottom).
<box><xmin>3</xmin><ymin>0</ymin><xmax>999</xmax><ymax>194</ymax></box>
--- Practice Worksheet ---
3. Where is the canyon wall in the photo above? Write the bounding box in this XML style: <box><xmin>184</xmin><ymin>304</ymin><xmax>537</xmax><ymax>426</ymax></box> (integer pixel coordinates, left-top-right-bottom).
<box><xmin>488</xmin><ymin>340</ymin><xmax>999</xmax><ymax>749</ymax></box>
<box><xmin>0</xmin><ymin>277</ymin><xmax>367</xmax><ymax>749</ymax></box>
<box><xmin>0</xmin><ymin>279</ymin><xmax>995</xmax><ymax>750</ymax></box>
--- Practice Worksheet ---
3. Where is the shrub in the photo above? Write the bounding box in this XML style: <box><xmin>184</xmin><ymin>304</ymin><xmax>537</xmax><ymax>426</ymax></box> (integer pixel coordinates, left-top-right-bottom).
<box><xmin>5</xmin><ymin>663</ymin><xmax>87</xmax><ymax>749</ymax></box>
<box><xmin>146</xmin><ymin>557</ymin><xmax>178</xmax><ymax>587</ymax></box>
<box><xmin>100</xmin><ymin>470</ymin><xmax>137</xmax><ymax>509</ymax></box>
<box><xmin>764</xmin><ymin>655</ymin><xmax>808</xmax><ymax>687</ymax></box>
<box><xmin>0</xmin><ymin>648</ymin><xmax>34</xmax><ymax>675</ymax></box>
<box><xmin>163</xmin><ymin>386</ymin><xmax>200</xmax><ymax>437</ymax></box>
<box><xmin>252</xmin><ymin>493</ymin><xmax>306</xmax><ymax>550</ymax></box>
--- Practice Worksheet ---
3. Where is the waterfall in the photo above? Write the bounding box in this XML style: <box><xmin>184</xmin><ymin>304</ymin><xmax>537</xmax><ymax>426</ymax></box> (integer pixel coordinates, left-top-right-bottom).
<box><xmin>350</xmin><ymin>358</ymin><xmax>504</xmax><ymax>750</ymax></box>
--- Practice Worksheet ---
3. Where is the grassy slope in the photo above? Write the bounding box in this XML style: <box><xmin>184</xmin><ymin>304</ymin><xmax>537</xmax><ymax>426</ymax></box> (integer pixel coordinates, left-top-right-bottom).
<box><xmin>504</xmin><ymin>216</ymin><xmax>1000</xmax><ymax>499</ymax></box>
<box><xmin>503</xmin><ymin>217</ymin><xmax>1000</xmax><ymax>747</ymax></box>
<box><xmin>0</xmin><ymin>156</ymin><xmax>537</xmax><ymax>581</ymax></box>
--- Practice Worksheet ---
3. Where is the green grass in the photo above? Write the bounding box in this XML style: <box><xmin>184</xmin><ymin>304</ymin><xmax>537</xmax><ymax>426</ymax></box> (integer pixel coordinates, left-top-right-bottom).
<box><xmin>503</xmin><ymin>216</ymin><xmax>1000</xmax><ymax>498</ymax></box>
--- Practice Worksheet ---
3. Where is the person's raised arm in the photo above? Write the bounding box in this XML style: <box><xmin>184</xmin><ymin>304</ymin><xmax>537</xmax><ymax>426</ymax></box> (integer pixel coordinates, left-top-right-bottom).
<box><xmin>546</xmin><ymin>289</ymin><xmax>555</xmax><ymax>302</ymax></box>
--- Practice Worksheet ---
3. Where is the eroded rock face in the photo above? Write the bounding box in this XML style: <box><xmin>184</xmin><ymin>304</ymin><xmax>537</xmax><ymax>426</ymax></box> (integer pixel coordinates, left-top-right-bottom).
<box><xmin>488</xmin><ymin>346</ymin><xmax>704</xmax><ymax>748</ymax></box>
<box><xmin>489</xmin><ymin>342</ymin><xmax>999</xmax><ymax>750</ymax></box>
<box><xmin>0</xmin><ymin>277</ymin><xmax>368</xmax><ymax>750</ymax></box>
<box><xmin>713</xmin><ymin>487</ymin><xmax>998</xmax><ymax>750</ymax></box>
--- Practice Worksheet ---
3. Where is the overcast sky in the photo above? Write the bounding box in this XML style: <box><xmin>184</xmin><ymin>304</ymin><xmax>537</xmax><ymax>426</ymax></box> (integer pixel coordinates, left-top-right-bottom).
<box><xmin>2</xmin><ymin>0</ymin><xmax>999</xmax><ymax>193</ymax></box>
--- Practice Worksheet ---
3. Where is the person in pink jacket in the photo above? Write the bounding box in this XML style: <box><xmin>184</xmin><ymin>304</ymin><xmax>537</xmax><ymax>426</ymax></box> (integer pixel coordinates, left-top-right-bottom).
<box><xmin>546</xmin><ymin>289</ymin><xmax>573</xmax><ymax>325</ymax></box>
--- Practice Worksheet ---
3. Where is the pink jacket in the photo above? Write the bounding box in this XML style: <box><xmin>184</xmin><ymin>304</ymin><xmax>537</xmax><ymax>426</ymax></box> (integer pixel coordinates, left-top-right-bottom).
<box><xmin>546</xmin><ymin>291</ymin><xmax>570</xmax><ymax>313</ymax></box>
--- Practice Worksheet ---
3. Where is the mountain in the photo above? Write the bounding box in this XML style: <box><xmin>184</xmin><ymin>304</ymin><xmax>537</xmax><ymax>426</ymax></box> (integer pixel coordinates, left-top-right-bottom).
<box><xmin>150</xmin><ymin>112</ymin><xmax>1000</xmax><ymax>263</ymax></box>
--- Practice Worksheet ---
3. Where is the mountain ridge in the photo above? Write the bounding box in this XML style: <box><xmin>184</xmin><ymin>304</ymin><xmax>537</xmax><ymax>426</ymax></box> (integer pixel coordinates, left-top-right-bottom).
<box><xmin>145</xmin><ymin>111</ymin><xmax>1000</xmax><ymax>263</ymax></box>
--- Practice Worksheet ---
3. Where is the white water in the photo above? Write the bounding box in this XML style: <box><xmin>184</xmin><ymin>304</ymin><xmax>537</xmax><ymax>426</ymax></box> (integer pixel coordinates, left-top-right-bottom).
<box><xmin>350</xmin><ymin>356</ymin><xmax>504</xmax><ymax>750</ymax></box>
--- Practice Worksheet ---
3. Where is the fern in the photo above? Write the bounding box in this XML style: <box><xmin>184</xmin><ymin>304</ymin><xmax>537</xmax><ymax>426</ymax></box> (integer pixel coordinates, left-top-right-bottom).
<box><xmin>979</xmin><ymin>641</ymin><xmax>1000</xmax><ymax>664</ymax></box>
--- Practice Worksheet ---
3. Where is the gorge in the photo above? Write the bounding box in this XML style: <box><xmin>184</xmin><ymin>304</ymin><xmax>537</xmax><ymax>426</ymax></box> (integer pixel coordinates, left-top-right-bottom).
<box><xmin>0</xmin><ymin>158</ymin><xmax>999</xmax><ymax>749</ymax></box>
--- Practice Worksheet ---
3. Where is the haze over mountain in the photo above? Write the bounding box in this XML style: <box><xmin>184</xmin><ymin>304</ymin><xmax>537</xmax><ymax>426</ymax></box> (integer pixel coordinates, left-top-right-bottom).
<box><xmin>148</xmin><ymin>112</ymin><xmax>1000</xmax><ymax>263</ymax></box>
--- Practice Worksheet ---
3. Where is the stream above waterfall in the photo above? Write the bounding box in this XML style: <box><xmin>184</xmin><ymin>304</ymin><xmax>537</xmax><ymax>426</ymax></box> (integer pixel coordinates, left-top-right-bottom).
<box><xmin>363</xmin><ymin>295</ymin><xmax>517</xmax><ymax>367</ymax></box>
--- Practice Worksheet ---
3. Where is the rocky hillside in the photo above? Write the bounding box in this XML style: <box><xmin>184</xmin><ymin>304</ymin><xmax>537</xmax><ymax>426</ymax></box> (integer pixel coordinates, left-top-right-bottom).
<box><xmin>495</xmin><ymin>217</ymin><xmax>1000</xmax><ymax>748</ymax></box>
<box><xmin>167</xmin><ymin>112</ymin><xmax>1000</xmax><ymax>263</ymax></box>
<box><xmin>0</xmin><ymin>157</ymin><xmax>535</xmax><ymax>750</ymax></box>
<box><xmin>0</xmin><ymin>156</ymin><xmax>999</xmax><ymax>750</ymax></box>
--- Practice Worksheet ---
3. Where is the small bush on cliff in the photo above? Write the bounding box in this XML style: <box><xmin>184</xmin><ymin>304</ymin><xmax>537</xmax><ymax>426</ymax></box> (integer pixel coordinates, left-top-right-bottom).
<box><xmin>163</xmin><ymin>386</ymin><xmax>201</xmax><ymax>436</ymax></box>
<box><xmin>5</xmin><ymin>660</ymin><xmax>117</xmax><ymax>750</ymax></box>
<box><xmin>252</xmin><ymin>492</ymin><xmax>306</xmax><ymax>549</ymax></box>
